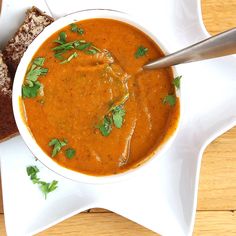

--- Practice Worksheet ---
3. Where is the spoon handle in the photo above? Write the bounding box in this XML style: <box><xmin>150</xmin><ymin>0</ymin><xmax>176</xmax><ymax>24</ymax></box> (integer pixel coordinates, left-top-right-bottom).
<box><xmin>144</xmin><ymin>27</ymin><xmax>236</xmax><ymax>69</ymax></box>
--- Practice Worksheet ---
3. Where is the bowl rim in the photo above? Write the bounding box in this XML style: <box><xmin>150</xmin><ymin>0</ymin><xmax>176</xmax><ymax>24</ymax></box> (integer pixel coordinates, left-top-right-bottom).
<box><xmin>12</xmin><ymin>9</ymin><xmax>181</xmax><ymax>184</ymax></box>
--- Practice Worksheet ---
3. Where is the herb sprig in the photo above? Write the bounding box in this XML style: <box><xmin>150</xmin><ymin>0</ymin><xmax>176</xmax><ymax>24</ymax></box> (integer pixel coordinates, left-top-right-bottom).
<box><xmin>54</xmin><ymin>32</ymin><xmax>67</xmax><ymax>44</ymax></box>
<box><xmin>49</xmin><ymin>138</ymin><xmax>68</xmax><ymax>157</ymax></box>
<box><xmin>96</xmin><ymin>94</ymin><xmax>129</xmax><ymax>136</ymax></box>
<box><xmin>22</xmin><ymin>57</ymin><xmax>48</xmax><ymax>98</ymax></box>
<box><xmin>162</xmin><ymin>76</ymin><xmax>181</xmax><ymax>106</ymax></box>
<box><xmin>112</xmin><ymin>106</ymin><xmax>126</xmax><ymax>128</ymax></box>
<box><xmin>52</xmin><ymin>32</ymin><xmax>100</xmax><ymax>62</ymax></box>
<box><xmin>96</xmin><ymin>116</ymin><xmax>113</xmax><ymax>136</ymax></box>
<box><xmin>172</xmin><ymin>76</ymin><xmax>182</xmax><ymax>89</ymax></box>
<box><xmin>48</xmin><ymin>138</ymin><xmax>76</xmax><ymax>159</ymax></box>
<box><xmin>135</xmin><ymin>46</ymin><xmax>148</xmax><ymax>58</ymax></box>
<box><xmin>163</xmin><ymin>94</ymin><xmax>176</xmax><ymax>106</ymax></box>
<box><xmin>70</xmin><ymin>23</ymin><xmax>84</xmax><ymax>35</ymax></box>
<box><xmin>65</xmin><ymin>148</ymin><xmax>76</xmax><ymax>159</ymax></box>
<box><xmin>27</xmin><ymin>166</ymin><xmax>58</xmax><ymax>199</ymax></box>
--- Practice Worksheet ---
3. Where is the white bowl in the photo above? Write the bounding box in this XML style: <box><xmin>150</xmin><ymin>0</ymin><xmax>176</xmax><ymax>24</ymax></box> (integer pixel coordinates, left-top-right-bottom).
<box><xmin>12</xmin><ymin>9</ymin><xmax>181</xmax><ymax>184</ymax></box>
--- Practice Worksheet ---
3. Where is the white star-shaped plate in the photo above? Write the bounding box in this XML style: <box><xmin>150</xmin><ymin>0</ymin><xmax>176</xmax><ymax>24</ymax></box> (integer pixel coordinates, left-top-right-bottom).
<box><xmin>1</xmin><ymin>0</ymin><xmax>236</xmax><ymax>235</ymax></box>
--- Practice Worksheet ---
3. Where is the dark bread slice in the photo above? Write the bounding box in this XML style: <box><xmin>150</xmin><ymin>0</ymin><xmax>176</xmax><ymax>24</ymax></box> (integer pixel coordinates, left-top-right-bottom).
<box><xmin>0</xmin><ymin>51</ymin><xmax>18</xmax><ymax>142</ymax></box>
<box><xmin>0</xmin><ymin>7</ymin><xmax>54</xmax><ymax>142</ymax></box>
<box><xmin>3</xmin><ymin>6</ymin><xmax>54</xmax><ymax>77</ymax></box>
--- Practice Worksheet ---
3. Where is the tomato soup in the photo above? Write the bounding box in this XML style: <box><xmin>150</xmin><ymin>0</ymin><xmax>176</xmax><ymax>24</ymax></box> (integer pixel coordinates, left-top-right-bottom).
<box><xmin>21</xmin><ymin>19</ymin><xmax>180</xmax><ymax>176</ymax></box>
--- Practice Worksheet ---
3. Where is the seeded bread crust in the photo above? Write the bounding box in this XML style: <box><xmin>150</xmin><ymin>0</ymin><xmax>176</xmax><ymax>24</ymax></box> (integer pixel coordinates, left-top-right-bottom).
<box><xmin>3</xmin><ymin>6</ymin><xmax>54</xmax><ymax>77</ymax></box>
<box><xmin>0</xmin><ymin>52</ymin><xmax>11</xmax><ymax>96</ymax></box>
<box><xmin>0</xmin><ymin>52</ymin><xmax>18</xmax><ymax>142</ymax></box>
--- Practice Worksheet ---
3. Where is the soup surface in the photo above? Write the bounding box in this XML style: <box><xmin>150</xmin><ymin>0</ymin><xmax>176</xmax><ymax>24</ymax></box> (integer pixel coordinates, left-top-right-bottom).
<box><xmin>22</xmin><ymin>19</ymin><xmax>180</xmax><ymax>176</ymax></box>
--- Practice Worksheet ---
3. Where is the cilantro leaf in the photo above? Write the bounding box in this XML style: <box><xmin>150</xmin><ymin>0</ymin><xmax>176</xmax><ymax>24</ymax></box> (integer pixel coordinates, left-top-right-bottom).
<box><xmin>53</xmin><ymin>37</ymin><xmax>100</xmax><ymax>60</ymax></box>
<box><xmin>71</xmin><ymin>23</ymin><xmax>78</xmax><ymax>32</ymax></box>
<box><xmin>27</xmin><ymin>165</ymin><xmax>39</xmax><ymax>176</ymax></box>
<box><xmin>54</xmin><ymin>40</ymin><xmax>64</xmax><ymax>45</ymax></box>
<box><xmin>22</xmin><ymin>57</ymin><xmax>48</xmax><ymax>99</ymax></box>
<box><xmin>60</xmin><ymin>52</ymin><xmax>78</xmax><ymax>64</ymax></box>
<box><xmin>74</xmin><ymin>42</ymin><xmax>92</xmax><ymax>51</ymax></box>
<box><xmin>26</xmin><ymin>79</ymin><xmax>34</xmax><ymax>87</ymax></box>
<box><xmin>163</xmin><ymin>94</ymin><xmax>176</xmax><ymax>106</ymax></box>
<box><xmin>27</xmin><ymin>166</ymin><xmax>40</xmax><ymax>183</ymax></box>
<box><xmin>172</xmin><ymin>76</ymin><xmax>182</xmax><ymax>89</ymax></box>
<box><xmin>135</xmin><ymin>46</ymin><xmax>148</xmax><ymax>58</ymax></box>
<box><xmin>52</xmin><ymin>41</ymin><xmax>74</xmax><ymax>52</ymax></box>
<box><xmin>96</xmin><ymin>94</ymin><xmax>129</xmax><ymax>136</ymax></box>
<box><xmin>33</xmin><ymin>57</ymin><xmax>45</xmax><ymax>66</ymax></box>
<box><xmin>22</xmin><ymin>82</ymin><xmax>41</xmax><ymax>98</ymax></box>
<box><xmin>65</xmin><ymin>148</ymin><xmax>76</xmax><ymax>159</ymax></box>
<box><xmin>53</xmin><ymin>41</ymin><xmax>75</xmax><ymax>59</ymax></box>
<box><xmin>112</xmin><ymin>106</ymin><xmax>125</xmax><ymax>128</ymax></box>
<box><xmin>27</xmin><ymin>66</ymin><xmax>48</xmax><ymax>81</ymax></box>
<box><xmin>49</xmin><ymin>138</ymin><xmax>68</xmax><ymax>157</ymax></box>
<box><xmin>39</xmin><ymin>180</ymin><xmax>58</xmax><ymax>199</ymax></box>
<box><xmin>97</xmin><ymin>116</ymin><xmax>113</xmax><ymax>136</ymax></box>
<box><xmin>60</xmin><ymin>32</ymin><xmax>67</xmax><ymax>43</ymax></box>
<box><xmin>53</xmin><ymin>32</ymin><xmax>67</xmax><ymax>45</ymax></box>
<box><xmin>70</xmin><ymin>23</ymin><xmax>84</xmax><ymax>35</ymax></box>
<box><xmin>59</xmin><ymin>32</ymin><xmax>67</xmax><ymax>44</ymax></box>
<box><xmin>54</xmin><ymin>52</ymin><xmax>64</xmax><ymax>60</ymax></box>
<box><xmin>48</xmin><ymin>180</ymin><xmax>58</xmax><ymax>192</ymax></box>
<box><xmin>26</xmin><ymin>166</ymin><xmax>58</xmax><ymax>199</ymax></box>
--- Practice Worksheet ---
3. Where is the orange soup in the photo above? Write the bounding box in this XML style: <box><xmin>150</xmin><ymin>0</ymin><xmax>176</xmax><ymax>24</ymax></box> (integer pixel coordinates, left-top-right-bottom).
<box><xmin>21</xmin><ymin>19</ymin><xmax>180</xmax><ymax>176</ymax></box>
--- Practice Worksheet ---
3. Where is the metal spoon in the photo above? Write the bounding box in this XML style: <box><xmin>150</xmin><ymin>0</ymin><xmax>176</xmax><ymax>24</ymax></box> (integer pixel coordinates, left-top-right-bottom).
<box><xmin>143</xmin><ymin>27</ymin><xmax>236</xmax><ymax>70</ymax></box>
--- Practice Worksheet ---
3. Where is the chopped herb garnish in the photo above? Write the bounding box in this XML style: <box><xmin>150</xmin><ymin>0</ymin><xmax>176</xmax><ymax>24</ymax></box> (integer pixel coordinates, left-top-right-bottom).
<box><xmin>53</xmin><ymin>32</ymin><xmax>101</xmax><ymax>61</ymax></box>
<box><xmin>54</xmin><ymin>52</ymin><xmax>64</xmax><ymax>60</ymax></box>
<box><xmin>70</xmin><ymin>23</ymin><xmax>84</xmax><ymax>35</ymax></box>
<box><xmin>71</xmin><ymin>23</ymin><xmax>78</xmax><ymax>32</ymax></box>
<box><xmin>33</xmin><ymin>57</ymin><xmax>45</xmax><ymax>66</ymax></box>
<box><xmin>27</xmin><ymin>166</ymin><xmax>58</xmax><ymax>199</ymax></box>
<box><xmin>27</xmin><ymin>166</ymin><xmax>40</xmax><ymax>183</ymax></box>
<box><xmin>96</xmin><ymin>116</ymin><xmax>113</xmax><ymax>136</ymax></box>
<box><xmin>52</xmin><ymin>41</ymin><xmax>74</xmax><ymax>52</ymax></box>
<box><xmin>74</xmin><ymin>42</ymin><xmax>91</xmax><ymax>50</ymax></box>
<box><xmin>22</xmin><ymin>82</ymin><xmax>41</xmax><ymax>98</ymax></box>
<box><xmin>27</xmin><ymin>66</ymin><xmax>48</xmax><ymax>81</ymax></box>
<box><xmin>49</xmin><ymin>138</ymin><xmax>68</xmax><ymax>157</ymax></box>
<box><xmin>112</xmin><ymin>106</ymin><xmax>126</xmax><ymax>128</ymax></box>
<box><xmin>60</xmin><ymin>52</ymin><xmax>78</xmax><ymax>64</ymax></box>
<box><xmin>39</xmin><ymin>180</ymin><xmax>58</xmax><ymax>199</ymax></box>
<box><xmin>135</xmin><ymin>46</ymin><xmax>148</xmax><ymax>58</ymax></box>
<box><xmin>22</xmin><ymin>57</ymin><xmax>48</xmax><ymax>98</ymax></box>
<box><xmin>59</xmin><ymin>32</ymin><xmax>67</xmax><ymax>43</ymax></box>
<box><xmin>163</xmin><ymin>94</ymin><xmax>176</xmax><ymax>106</ymax></box>
<box><xmin>96</xmin><ymin>94</ymin><xmax>129</xmax><ymax>136</ymax></box>
<box><xmin>65</xmin><ymin>148</ymin><xmax>76</xmax><ymax>159</ymax></box>
<box><xmin>54</xmin><ymin>31</ymin><xmax>67</xmax><ymax>44</ymax></box>
<box><xmin>172</xmin><ymin>76</ymin><xmax>182</xmax><ymax>89</ymax></box>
